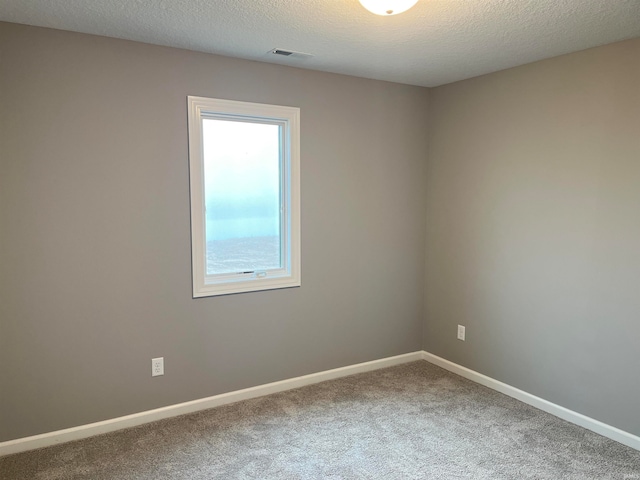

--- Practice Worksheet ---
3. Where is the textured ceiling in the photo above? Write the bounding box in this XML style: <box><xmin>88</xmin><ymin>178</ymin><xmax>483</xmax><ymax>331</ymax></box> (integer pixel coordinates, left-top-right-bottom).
<box><xmin>1</xmin><ymin>0</ymin><xmax>639</xmax><ymax>87</ymax></box>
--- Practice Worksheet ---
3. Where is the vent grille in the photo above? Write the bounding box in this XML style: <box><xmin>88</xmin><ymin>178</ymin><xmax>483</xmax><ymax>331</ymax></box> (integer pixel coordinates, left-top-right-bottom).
<box><xmin>269</xmin><ymin>48</ymin><xmax>314</xmax><ymax>60</ymax></box>
<box><xmin>272</xmin><ymin>49</ymin><xmax>293</xmax><ymax>56</ymax></box>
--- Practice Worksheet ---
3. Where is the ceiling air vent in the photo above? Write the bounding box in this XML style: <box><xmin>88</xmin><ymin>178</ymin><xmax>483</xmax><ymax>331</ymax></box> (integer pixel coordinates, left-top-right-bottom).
<box><xmin>269</xmin><ymin>49</ymin><xmax>313</xmax><ymax>60</ymax></box>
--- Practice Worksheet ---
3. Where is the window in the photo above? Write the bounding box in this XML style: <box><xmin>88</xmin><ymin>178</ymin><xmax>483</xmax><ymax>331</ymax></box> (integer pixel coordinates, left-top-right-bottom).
<box><xmin>187</xmin><ymin>96</ymin><xmax>300</xmax><ymax>297</ymax></box>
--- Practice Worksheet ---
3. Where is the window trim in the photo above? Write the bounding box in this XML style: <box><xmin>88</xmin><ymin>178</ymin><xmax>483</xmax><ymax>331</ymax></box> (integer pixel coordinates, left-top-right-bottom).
<box><xmin>187</xmin><ymin>96</ymin><xmax>300</xmax><ymax>297</ymax></box>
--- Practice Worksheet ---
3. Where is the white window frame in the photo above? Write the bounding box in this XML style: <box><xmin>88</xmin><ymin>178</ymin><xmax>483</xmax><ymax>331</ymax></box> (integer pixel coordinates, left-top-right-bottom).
<box><xmin>187</xmin><ymin>96</ymin><xmax>300</xmax><ymax>297</ymax></box>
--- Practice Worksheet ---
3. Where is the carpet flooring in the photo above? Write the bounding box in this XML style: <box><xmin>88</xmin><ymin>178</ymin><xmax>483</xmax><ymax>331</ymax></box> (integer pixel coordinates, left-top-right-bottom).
<box><xmin>2</xmin><ymin>361</ymin><xmax>640</xmax><ymax>479</ymax></box>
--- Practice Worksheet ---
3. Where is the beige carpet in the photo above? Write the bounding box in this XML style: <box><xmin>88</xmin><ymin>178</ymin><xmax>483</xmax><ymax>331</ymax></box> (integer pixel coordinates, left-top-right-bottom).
<box><xmin>2</xmin><ymin>361</ymin><xmax>640</xmax><ymax>479</ymax></box>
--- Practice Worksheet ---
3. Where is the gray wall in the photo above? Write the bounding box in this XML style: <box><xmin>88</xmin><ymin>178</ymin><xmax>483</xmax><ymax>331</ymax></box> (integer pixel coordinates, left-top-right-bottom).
<box><xmin>3</xmin><ymin>19</ymin><xmax>639</xmax><ymax>445</ymax></box>
<box><xmin>424</xmin><ymin>38</ymin><xmax>640</xmax><ymax>435</ymax></box>
<box><xmin>0</xmin><ymin>22</ymin><xmax>428</xmax><ymax>442</ymax></box>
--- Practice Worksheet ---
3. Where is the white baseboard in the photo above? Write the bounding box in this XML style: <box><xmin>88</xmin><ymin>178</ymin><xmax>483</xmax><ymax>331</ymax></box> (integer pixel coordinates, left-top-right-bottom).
<box><xmin>3</xmin><ymin>350</ymin><xmax>638</xmax><ymax>457</ymax></box>
<box><xmin>421</xmin><ymin>351</ymin><xmax>640</xmax><ymax>452</ymax></box>
<box><xmin>0</xmin><ymin>351</ymin><xmax>423</xmax><ymax>457</ymax></box>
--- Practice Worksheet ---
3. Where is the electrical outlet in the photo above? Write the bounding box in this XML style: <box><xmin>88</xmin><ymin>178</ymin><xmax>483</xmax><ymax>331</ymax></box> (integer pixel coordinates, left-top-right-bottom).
<box><xmin>457</xmin><ymin>325</ymin><xmax>466</xmax><ymax>341</ymax></box>
<box><xmin>152</xmin><ymin>357</ymin><xmax>164</xmax><ymax>377</ymax></box>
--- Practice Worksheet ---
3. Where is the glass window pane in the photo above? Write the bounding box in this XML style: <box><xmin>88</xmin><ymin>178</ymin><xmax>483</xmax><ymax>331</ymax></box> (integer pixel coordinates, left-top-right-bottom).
<box><xmin>202</xmin><ymin>119</ymin><xmax>282</xmax><ymax>275</ymax></box>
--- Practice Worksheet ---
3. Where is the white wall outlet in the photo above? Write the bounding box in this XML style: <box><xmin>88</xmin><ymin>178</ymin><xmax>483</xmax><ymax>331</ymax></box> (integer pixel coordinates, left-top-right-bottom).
<box><xmin>152</xmin><ymin>357</ymin><xmax>164</xmax><ymax>377</ymax></box>
<box><xmin>457</xmin><ymin>325</ymin><xmax>466</xmax><ymax>341</ymax></box>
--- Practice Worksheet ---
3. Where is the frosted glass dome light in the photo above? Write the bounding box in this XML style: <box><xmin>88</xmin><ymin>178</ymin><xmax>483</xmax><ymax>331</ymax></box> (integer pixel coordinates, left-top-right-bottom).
<box><xmin>359</xmin><ymin>0</ymin><xmax>419</xmax><ymax>16</ymax></box>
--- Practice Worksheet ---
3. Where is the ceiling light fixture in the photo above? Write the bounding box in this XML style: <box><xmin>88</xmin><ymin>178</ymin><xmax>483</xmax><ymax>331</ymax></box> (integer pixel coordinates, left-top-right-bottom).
<box><xmin>359</xmin><ymin>0</ymin><xmax>419</xmax><ymax>16</ymax></box>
